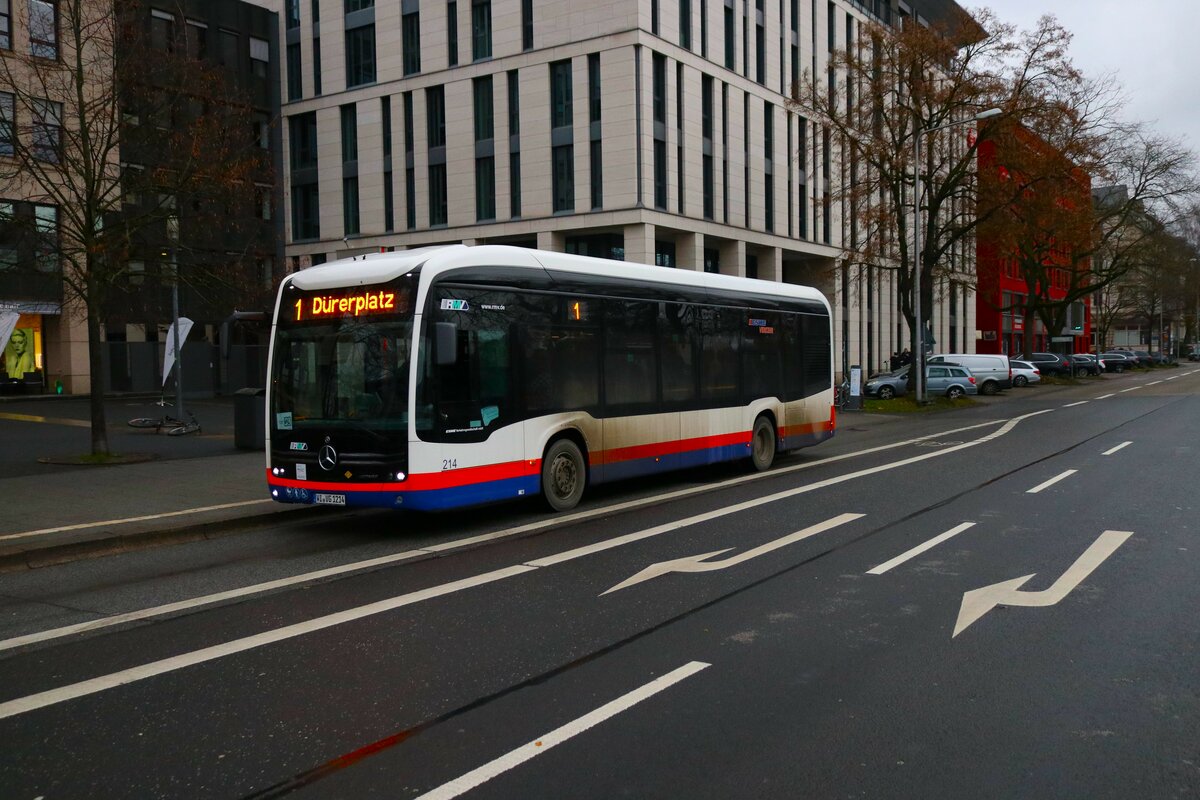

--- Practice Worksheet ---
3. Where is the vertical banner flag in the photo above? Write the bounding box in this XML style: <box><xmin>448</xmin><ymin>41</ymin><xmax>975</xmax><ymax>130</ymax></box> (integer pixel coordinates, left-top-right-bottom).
<box><xmin>162</xmin><ymin>317</ymin><xmax>194</xmax><ymax>386</ymax></box>
<box><xmin>0</xmin><ymin>311</ymin><xmax>18</xmax><ymax>355</ymax></box>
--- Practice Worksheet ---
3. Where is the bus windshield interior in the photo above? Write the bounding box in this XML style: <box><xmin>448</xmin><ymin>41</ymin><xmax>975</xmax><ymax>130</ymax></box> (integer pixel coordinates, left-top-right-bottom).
<box><xmin>272</xmin><ymin>318</ymin><xmax>413</xmax><ymax>431</ymax></box>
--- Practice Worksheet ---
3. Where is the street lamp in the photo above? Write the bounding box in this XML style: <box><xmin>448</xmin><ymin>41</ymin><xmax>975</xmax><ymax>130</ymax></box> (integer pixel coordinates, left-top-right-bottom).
<box><xmin>913</xmin><ymin>107</ymin><xmax>1002</xmax><ymax>403</ymax></box>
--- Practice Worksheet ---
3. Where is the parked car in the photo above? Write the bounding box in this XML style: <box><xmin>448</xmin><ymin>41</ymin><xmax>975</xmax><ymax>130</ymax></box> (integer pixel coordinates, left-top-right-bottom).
<box><xmin>864</xmin><ymin>364</ymin><xmax>978</xmax><ymax>400</ymax></box>
<box><xmin>1100</xmin><ymin>352</ymin><xmax>1137</xmax><ymax>373</ymax></box>
<box><xmin>1123</xmin><ymin>350</ymin><xmax>1154</xmax><ymax>368</ymax></box>
<box><xmin>1025</xmin><ymin>352</ymin><xmax>1075</xmax><ymax>376</ymax></box>
<box><xmin>926</xmin><ymin>353</ymin><xmax>1012</xmax><ymax>395</ymax></box>
<box><xmin>1009</xmin><ymin>359</ymin><xmax>1042</xmax><ymax>387</ymax></box>
<box><xmin>1070</xmin><ymin>354</ymin><xmax>1104</xmax><ymax>376</ymax></box>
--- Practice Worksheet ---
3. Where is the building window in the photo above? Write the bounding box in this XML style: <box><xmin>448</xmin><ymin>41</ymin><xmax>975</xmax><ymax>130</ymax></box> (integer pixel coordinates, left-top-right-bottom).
<box><xmin>447</xmin><ymin>1</ymin><xmax>457</xmax><ymax>66</ymax></box>
<box><xmin>475</xmin><ymin>156</ymin><xmax>495</xmax><ymax>220</ymax></box>
<box><xmin>764</xmin><ymin>101</ymin><xmax>773</xmax><ymax>232</ymax></box>
<box><xmin>429</xmin><ymin>163</ymin><xmax>447</xmax><ymax>225</ymax></box>
<box><xmin>185</xmin><ymin>18</ymin><xmax>207</xmax><ymax>59</ymax></box>
<box><xmin>680</xmin><ymin>0</ymin><xmax>691</xmax><ymax>50</ymax></box>
<box><xmin>507</xmin><ymin>69</ymin><xmax>520</xmax><ymax>136</ymax></box>
<box><xmin>313</xmin><ymin>37</ymin><xmax>323</xmax><ymax>95</ymax></box>
<box><xmin>285</xmin><ymin>0</ymin><xmax>300</xmax><ymax>29</ymax></box>
<box><xmin>34</xmin><ymin>204</ymin><xmax>57</xmax><ymax>271</ymax></box>
<box><xmin>0</xmin><ymin>92</ymin><xmax>13</xmax><ymax>156</ymax></box>
<box><xmin>651</xmin><ymin>0</ymin><xmax>659</xmax><ymax>35</ymax></box>
<box><xmin>0</xmin><ymin>0</ymin><xmax>10</xmax><ymax>50</ymax></box>
<box><xmin>343</xmin><ymin>177</ymin><xmax>360</xmax><ymax>234</ymax></box>
<box><xmin>588</xmin><ymin>53</ymin><xmax>601</xmax><ymax>123</ymax></box>
<box><xmin>724</xmin><ymin>5</ymin><xmax>734</xmax><ymax>69</ymax></box>
<box><xmin>345</xmin><ymin>0</ymin><xmax>374</xmax><ymax>11</ymax></box>
<box><xmin>550</xmin><ymin>60</ymin><xmax>571</xmax><ymax>128</ymax></box>
<box><xmin>590</xmin><ymin>140</ymin><xmax>602</xmax><ymax>209</ymax></box>
<box><xmin>521</xmin><ymin>0</ymin><xmax>532</xmax><ymax>50</ymax></box>
<box><xmin>340</xmin><ymin>104</ymin><xmax>357</xmax><ymax>163</ymax></box>
<box><xmin>472</xmin><ymin>0</ymin><xmax>491</xmax><ymax>60</ymax></box>
<box><xmin>219</xmin><ymin>29</ymin><xmax>239</xmax><ymax>68</ymax></box>
<box><xmin>29</xmin><ymin>0</ymin><xmax>58</xmax><ymax>58</ymax></box>
<box><xmin>652</xmin><ymin>53</ymin><xmax>666</xmax><ymax>124</ymax></box>
<box><xmin>406</xmin><ymin>167</ymin><xmax>416</xmax><ymax>229</ymax></box>
<box><xmin>249</xmin><ymin>36</ymin><xmax>269</xmax><ymax>79</ymax></box>
<box><xmin>381</xmin><ymin>96</ymin><xmax>392</xmax><ymax>157</ymax></box>
<box><xmin>345</xmin><ymin>25</ymin><xmax>375</xmax><ymax>87</ymax></box>
<box><xmin>654</xmin><ymin>139</ymin><xmax>667</xmax><ymax>209</ymax></box>
<box><xmin>256</xmin><ymin>184</ymin><xmax>272</xmax><ymax>220</ymax></box>
<box><xmin>384</xmin><ymin>170</ymin><xmax>394</xmax><ymax>231</ymax></box>
<box><xmin>150</xmin><ymin>8</ymin><xmax>175</xmax><ymax>52</ymax></box>
<box><xmin>473</xmin><ymin>76</ymin><xmax>493</xmax><ymax>142</ymax></box>
<box><xmin>552</xmin><ymin>145</ymin><xmax>573</xmax><ymax>212</ymax></box>
<box><xmin>426</xmin><ymin>86</ymin><xmax>445</xmax><ymax>147</ymax></box>
<box><xmin>291</xmin><ymin>184</ymin><xmax>320</xmax><ymax>240</ymax></box>
<box><xmin>286</xmin><ymin>43</ymin><xmax>302</xmax><ymax>101</ymax></box>
<box><xmin>700</xmin><ymin>0</ymin><xmax>707</xmax><ymax>59</ymax></box>
<box><xmin>289</xmin><ymin>112</ymin><xmax>318</xmax><ymax>169</ymax></box>
<box><xmin>402</xmin><ymin>11</ymin><xmax>420</xmax><ymax>75</ymax></box>
<box><xmin>509</xmin><ymin>151</ymin><xmax>521</xmax><ymax>217</ymax></box>
<box><xmin>32</xmin><ymin>99</ymin><xmax>61</xmax><ymax>162</ymax></box>
<box><xmin>756</xmin><ymin>23</ymin><xmax>765</xmax><ymax>84</ymax></box>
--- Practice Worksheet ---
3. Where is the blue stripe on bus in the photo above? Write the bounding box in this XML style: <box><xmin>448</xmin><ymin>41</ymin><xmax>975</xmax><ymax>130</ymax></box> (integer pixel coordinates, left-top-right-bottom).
<box><xmin>269</xmin><ymin>474</ymin><xmax>541</xmax><ymax>512</ymax></box>
<box><xmin>594</xmin><ymin>441</ymin><xmax>751</xmax><ymax>484</ymax></box>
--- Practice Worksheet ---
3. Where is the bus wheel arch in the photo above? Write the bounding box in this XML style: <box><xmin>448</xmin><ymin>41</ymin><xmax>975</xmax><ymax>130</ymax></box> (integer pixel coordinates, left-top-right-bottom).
<box><xmin>749</xmin><ymin>413</ymin><xmax>777</xmax><ymax>472</ymax></box>
<box><xmin>541</xmin><ymin>432</ymin><xmax>588</xmax><ymax>512</ymax></box>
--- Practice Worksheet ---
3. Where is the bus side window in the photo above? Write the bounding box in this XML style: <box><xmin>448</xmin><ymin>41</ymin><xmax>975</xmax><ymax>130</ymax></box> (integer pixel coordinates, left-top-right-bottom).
<box><xmin>660</xmin><ymin>303</ymin><xmax>698</xmax><ymax>408</ymax></box>
<box><xmin>782</xmin><ymin>313</ymin><xmax>805</xmax><ymax>402</ymax></box>
<box><xmin>801</xmin><ymin>313</ymin><xmax>832</xmax><ymax>395</ymax></box>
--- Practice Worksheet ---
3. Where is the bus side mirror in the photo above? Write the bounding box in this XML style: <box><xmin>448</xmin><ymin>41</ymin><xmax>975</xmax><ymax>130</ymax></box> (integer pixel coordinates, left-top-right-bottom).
<box><xmin>434</xmin><ymin>322</ymin><xmax>458</xmax><ymax>366</ymax></box>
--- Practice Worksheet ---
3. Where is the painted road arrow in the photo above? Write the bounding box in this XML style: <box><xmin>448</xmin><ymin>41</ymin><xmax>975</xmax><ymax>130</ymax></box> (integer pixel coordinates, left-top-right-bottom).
<box><xmin>953</xmin><ymin>529</ymin><xmax>1133</xmax><ymax>637</ymax></box>
<box><xmin>601</xmin><ymin>512</ymin><xmax>865</xmax><ymax>595</ymax></box>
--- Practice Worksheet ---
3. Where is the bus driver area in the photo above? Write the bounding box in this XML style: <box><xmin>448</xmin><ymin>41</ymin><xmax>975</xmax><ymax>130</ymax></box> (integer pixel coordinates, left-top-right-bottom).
<box><xmin>265</xmin><ymin>245</ymin><xmax>835</xmax><ymax>513</ymax></box>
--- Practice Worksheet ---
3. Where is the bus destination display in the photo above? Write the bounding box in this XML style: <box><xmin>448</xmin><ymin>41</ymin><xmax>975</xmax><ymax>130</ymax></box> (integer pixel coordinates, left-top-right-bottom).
<box><xmin>290</xmin><ymin>289</ymin><xmax>405</xmax><ymax>322</ymax></box>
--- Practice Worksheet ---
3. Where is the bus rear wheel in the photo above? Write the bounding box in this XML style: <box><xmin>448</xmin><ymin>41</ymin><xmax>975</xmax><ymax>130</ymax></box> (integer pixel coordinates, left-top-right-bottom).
<box><xmin>750</xmin><ymin>416</ymin><xmax>777</xmax><ymax>472</ymax></box>
<box><xmin>542</xmin><ymin>438</ymin><xmax>586</xmax><ymax>511</ymax></box>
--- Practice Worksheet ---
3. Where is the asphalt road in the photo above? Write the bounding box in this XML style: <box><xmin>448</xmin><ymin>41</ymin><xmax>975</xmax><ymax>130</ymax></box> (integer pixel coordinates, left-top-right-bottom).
<box><xmin>2</xmin><ymin>371</ymin><xmax>1199</xmax><ymax>798</ymax></box>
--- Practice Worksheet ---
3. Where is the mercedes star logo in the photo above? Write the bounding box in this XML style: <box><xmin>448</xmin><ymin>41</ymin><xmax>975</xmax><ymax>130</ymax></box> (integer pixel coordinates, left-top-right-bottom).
<box><xmin>318</xmin><ymin>444</ymin><xmax>338</xmax><ymax>471</ymax></box>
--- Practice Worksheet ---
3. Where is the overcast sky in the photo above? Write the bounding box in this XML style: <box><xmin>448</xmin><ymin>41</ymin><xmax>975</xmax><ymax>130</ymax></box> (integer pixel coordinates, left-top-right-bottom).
<box><xmin>983</xmin><ymin>1</ymin><xmax>1200</xmax><ymax>149</ymax></box>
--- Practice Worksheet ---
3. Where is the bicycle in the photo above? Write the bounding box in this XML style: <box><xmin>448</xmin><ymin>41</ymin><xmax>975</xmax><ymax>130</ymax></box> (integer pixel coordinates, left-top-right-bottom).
<box><xmin>165</xmin><ymin>410</ymin><xmax>202</xmax><ymax>436</ymax></box>
<box><xmin>834</xmin><ymin>378</ymin><xmax>851</xmax><ymax>409</ymax></box>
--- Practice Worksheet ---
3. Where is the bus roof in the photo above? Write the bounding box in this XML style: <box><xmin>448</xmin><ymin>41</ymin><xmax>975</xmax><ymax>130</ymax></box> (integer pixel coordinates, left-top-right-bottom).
<box><xmin>285</xmin><ymin>244</ymin><xmax>830</xmax><ymax>313</ymax></box>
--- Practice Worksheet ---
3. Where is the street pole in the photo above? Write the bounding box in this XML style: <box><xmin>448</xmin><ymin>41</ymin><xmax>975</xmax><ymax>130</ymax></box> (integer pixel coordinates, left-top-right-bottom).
<box><xmin>172</xmin><ymin>270</ymin><xmax>185</xmax><ymax>422</ymax></box>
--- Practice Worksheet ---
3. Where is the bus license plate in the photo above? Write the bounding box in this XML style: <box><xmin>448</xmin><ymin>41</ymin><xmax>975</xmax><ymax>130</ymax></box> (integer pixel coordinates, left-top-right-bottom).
<box><xmin>314</xmin><ymin>493</ymin><xmax>346</xmax><ymax>506</ymax></box>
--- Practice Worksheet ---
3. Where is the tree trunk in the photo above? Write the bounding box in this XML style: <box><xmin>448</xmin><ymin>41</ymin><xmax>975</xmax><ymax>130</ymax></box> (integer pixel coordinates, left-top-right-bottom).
<box><xmin>86</xmin><ymin>269</ymin><xmax>109</xmax><ymax>455</ymax></box>
<box><xmin>1021</xmin><ymin>304</ymin><xmax>1036</xmax><ymax>360</ymax></box>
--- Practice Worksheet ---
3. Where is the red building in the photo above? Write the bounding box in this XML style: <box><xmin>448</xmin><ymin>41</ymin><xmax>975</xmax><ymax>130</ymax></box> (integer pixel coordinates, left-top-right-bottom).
<box><xmin>975</xmin><ymin>131</ymin><xmax>1092</xmax><ymax>356</ymax></box>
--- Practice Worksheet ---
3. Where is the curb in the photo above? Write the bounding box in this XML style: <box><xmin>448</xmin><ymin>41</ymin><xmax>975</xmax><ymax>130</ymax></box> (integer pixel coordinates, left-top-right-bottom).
<box><xmin>0</xmin><ymin>504</ymin><xmax>348</xmax><ymax>573</ymax></box>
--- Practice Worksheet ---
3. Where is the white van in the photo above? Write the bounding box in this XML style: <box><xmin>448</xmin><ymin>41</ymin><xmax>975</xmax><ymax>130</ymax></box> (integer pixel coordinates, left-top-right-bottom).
<box><xmin>926</xmin><ymin>353</ymin><xmax>1012</xmax><ymax>395</ymax></box>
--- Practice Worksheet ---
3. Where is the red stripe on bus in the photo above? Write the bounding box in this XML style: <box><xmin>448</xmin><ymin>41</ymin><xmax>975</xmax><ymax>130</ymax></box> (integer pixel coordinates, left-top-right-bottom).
<box><xmin>589</xmin><ymin>431</ymin><xmax>750</xmax><ymax>466</ymax></box>
<box><xmin>266</xmin><ymin>458</ymin><xmax>540</xmax><ymax>493</ymax></box>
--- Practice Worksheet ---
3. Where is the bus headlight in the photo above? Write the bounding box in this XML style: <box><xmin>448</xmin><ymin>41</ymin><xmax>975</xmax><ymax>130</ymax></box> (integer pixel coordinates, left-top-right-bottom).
<box><xmin>395</xmin><ymin>471</ymin><xmax>407</xmax><ymax>481</ymax></box>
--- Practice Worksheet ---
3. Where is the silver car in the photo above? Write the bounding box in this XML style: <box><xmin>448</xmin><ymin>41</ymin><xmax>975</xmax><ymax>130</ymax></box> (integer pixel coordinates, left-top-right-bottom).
<box><xmin>1009</xmin><ymin>359</ymin><xmax>1042</xmax><ymax>387</ymax></box>
<box><xmin>864</xmin><ymin>364</ymin><xmax>979</xmax><ymax>400</ymax></box>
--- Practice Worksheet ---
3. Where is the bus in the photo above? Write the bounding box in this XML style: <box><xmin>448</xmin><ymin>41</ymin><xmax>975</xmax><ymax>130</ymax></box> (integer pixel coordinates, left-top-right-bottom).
<box><xmin>265</xmin><ymin>244</ymin><xmax>834</xmax><ymax>512</ymax></box>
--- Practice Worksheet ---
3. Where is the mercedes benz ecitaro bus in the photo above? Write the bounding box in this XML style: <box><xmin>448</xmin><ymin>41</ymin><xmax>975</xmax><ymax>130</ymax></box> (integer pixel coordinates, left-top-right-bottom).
<box><xmin>265</xmin><ymin>245</ymin><xmax>834</xmax><ymax>512</ymax></box>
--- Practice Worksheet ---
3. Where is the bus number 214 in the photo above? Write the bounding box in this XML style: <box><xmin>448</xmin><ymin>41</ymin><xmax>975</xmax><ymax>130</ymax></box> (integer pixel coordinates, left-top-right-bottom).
<box><xmin>442</xmin><ymin>459</ymin><xmax>457</xmax><ymax>470</ymax></box>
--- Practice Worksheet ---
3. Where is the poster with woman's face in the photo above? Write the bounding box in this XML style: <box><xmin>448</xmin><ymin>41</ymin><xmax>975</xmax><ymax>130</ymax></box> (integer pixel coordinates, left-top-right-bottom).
<box><xmin>5</xmin><ymin>327</ymin><xmax>36</xmax><ymax>378</ymax></box>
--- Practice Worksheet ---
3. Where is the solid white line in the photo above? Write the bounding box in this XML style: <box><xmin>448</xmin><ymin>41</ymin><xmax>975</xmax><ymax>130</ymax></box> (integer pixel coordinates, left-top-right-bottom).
<box><xmin>415</xmin><ymin>661</ymin><xmax>710</xmax><ymax>800</ymax></box>
<box><xmin>1102</xmin><ymin>441</ymin><xmax>1132</xmax><ymax>456</ymax></box>
<box><xmin>1026</xmin><ymin>469</ymin><xmax>1078</xmax><ymax>494</ymax></box>
<box><xmin>867</xmin><ymin>522</ymin><xmax>976</xmax><ymax>575</ymax></box>
<box><xmin>0</xmin><ymin>410</ymin><xmax>1051</xmax><ymax>719</ymax></box>
<box><xmin>1063</xmin><ymin>401</ymin><xmax>1088</xmax><ymax>408</ymax></box>
<box><xmin>0</xmin><ymin>500</ymin><xmax>274</xmax><ymax>542</ymax></box>
<box><xmin>529</xmin><ymin>411</ymin><xmax>1050</xmax><ymax>568</ymax></box>
<box><xmin>0</xmin><ymin>564</ymin><xmax>537</xmax><ymax>721</ymax></box>
<box><xmin>0</xmin><ymin>420</ymin><xmax>1015</xmax><ymax>652</ymax></box>
<box><xmin>1095</xmin><ymin>394</ymin><xmax>1115</xmax><ymax>400</ymax></box>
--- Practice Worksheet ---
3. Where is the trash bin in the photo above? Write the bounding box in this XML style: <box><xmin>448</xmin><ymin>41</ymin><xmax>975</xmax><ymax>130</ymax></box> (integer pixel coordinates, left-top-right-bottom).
<box><xmin>234</xmin><ymin>387</ymin><xmax>266</xmax><ymax>450</ymax></box>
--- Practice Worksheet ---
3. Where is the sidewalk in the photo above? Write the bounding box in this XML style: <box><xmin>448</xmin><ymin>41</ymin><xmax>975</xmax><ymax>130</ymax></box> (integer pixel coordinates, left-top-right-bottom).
<box><xmin>0</xmin><ymin>394</ymin><xmax>314</xmax><ymax>571</ymax></box>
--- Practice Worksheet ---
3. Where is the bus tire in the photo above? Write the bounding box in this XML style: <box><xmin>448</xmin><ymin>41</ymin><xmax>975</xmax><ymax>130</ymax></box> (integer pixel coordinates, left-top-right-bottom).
<box><xmin>542</xmin><ymin>438</ymin><xmax>586</xmax><ymax>511</ymax></box>
<box><xmin>749</xmin><ymin>415</ymin><xmax>776</xmax><ymax>472</ymax></box>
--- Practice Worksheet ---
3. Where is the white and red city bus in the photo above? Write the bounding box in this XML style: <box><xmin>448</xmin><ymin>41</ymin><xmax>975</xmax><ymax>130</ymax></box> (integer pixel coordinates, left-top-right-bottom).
<box><xmin>265</xmin><ymin>244</ymin><xmax>834</xmax><ymax>512</ymax></box>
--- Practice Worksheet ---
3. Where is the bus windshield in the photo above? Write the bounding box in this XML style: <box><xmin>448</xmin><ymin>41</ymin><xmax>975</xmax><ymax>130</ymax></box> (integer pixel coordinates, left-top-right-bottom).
<box><xmin>271</xmin><ymin>316</ymin><xmax>413</xmax><ymax>432</ymax></box>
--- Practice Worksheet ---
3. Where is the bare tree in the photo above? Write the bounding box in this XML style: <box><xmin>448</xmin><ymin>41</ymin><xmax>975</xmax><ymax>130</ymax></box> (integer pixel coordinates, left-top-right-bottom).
<box><xmin>791</xmin><ymin>10</ymin><xmax>1090</xmax><ymax>395</ymax></box>
<box><xmin>0</xmin><ymin>0</ymin><xmax>268</xmax><ymax>455</ymax></box>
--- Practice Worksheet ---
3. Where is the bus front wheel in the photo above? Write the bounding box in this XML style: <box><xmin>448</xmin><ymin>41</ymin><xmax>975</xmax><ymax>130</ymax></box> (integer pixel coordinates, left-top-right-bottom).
<box><xmin>542</xmin><ymin>438</ymin><xmax>586</xmax><ymax>511</ymax></box>
<box><xmin>750</xmin><ymin>416</ymin><xmax>777</xmax><ymax>472</ymax></box>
